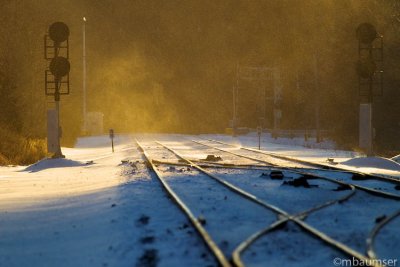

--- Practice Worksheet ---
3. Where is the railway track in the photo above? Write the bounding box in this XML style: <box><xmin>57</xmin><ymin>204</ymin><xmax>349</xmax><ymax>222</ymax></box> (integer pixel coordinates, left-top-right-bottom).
<box><xmin>192</xmin><ymin>139</ymin><xmax>400</xmax><ymax>200</ymax></box>
<box><xmin>135</xmin><ymin>139</ymin><xmax>400</xmax><ymax>266</ymax></box>
<box><xmin>137</xmin><ymin>140</ymin><xmax>231</xmax><ymax>266</ymax></box>
<box><xmin>137</xmin><ymin>140</ymin><xmax>235</xmax><ymax>266</ymax></box>
<box><xmin>186</xmin><ymin>139</ymin><xmax>399</xmax><ymax>263</ymax></box>
<box><xmin>174</xmin><ymin>139</ymin><xmax>399</xmax><ymax>262</ymax></box>
<box><xmin>367</xmin><ymin>210</ymin><xmax>400</xmax><ymax>259</ymax></box>
<box><xmin>204</xmin><ymin>138</ymin><xmax>400</xmax><ymax>184</ymax></box>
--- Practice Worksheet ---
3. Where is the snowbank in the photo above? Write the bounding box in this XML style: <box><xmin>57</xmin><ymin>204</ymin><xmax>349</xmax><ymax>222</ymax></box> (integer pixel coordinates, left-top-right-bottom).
<box><xmin>340</xmin><ymin>157</ymin><xmax>400</xmax><ymax>171</ymax></box>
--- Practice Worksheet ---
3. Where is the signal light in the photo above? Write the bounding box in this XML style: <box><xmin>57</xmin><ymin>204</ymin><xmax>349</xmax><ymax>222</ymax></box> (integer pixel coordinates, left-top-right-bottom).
<box><xmin>356</xmin><ymin>23</ymin><xmax>377</xmax><ymax>44</ymax></box>
<box><xmin>49</xmin><ymin>56</ymin><xmax>70</xmax><ymax>78</ymax></box>
<box><xmin>49</xmin><ymin>22</ymin><xmax>70</xmax><ymax>43</ymax></box>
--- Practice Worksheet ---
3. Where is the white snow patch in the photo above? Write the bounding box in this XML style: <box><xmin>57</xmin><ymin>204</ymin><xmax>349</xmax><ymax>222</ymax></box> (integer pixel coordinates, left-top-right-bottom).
<box><xmin>340</xmin><ymin>157</ymin><xmax>400</xmax><ymax>171</ymax></box>
<box><xmin>23</xmin><ymin>158</ymin><xmax>93</xmax><ymax>173</ymax></box>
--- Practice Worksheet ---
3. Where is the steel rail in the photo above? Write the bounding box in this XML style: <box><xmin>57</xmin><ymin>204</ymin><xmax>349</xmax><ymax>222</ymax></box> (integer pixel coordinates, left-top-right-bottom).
<box><xmin>190</xmin><ymin>139</ymin><xmax>399</xmax><ymax>266</ymax></box>
<box><xmin>136</xmin><ymin>140</ymin><xmax>231</xmax><ymax>267</ymax></box>
<box><xmin>156</xmin><ymin>141</ymin><xmax>288</xmax><ymax>215</ymax></box>
<box><xmin>152</xmin><ymin>158</ymin><xmax>357</xmax><ymax>174</ymax></box>
<box><xmin>192</xmin><ymin>140</ymin><xmax>400</xmax><ymax>200</ymax></box>
<box><xmin>156</xmin><ymin>141</ymin><xmax>385</xmax><ymax>267</ymax></box>
<box><xmin>206</xmin><ymin>139</ymin><xmax>400</xmax><ymax>184</ymax></box>
<box><xmin>366</xmin><ymin>209</ymin><xmax>400</xmax><ymax>259</ymax></box>
<box><xmin>151</xmin><ymin>159</ymin><xmax>280</xmax><ymax>171</ymax></box>
<box><xmin>153</xmin><ymin>159</ymin><xmax>267</xmax><ymax>169</ymax></box>
<box><xmin>233</xmin><ymin>184</ymin><xmax>356</xmax><ymax>267</ymax></box>
<box><xmin>232</xmin><ymin>219</ymin><xmax>288</xmax><ymax>267</ymax></box>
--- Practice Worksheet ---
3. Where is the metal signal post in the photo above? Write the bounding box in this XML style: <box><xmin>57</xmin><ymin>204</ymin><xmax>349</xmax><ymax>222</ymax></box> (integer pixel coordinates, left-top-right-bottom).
<box><xmin>356</xmin><ymin>23</ymin><xmax>383</xmax><ymax>156</ymax></box>
<box><xmin>44</xmin><ymin>22</ymin><xmax>71</xmax><ymax>158</ymax></box>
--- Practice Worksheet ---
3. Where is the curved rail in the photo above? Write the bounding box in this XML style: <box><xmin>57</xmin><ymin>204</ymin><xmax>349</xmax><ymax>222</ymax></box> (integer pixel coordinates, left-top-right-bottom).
<box><xmin>206</xmin><ymin>139</ymin><xmax>400</xmax><ymax>184</ymax></box>
<box><xmin>192</xmin><ymin>140</ymin><xmax>400</xmax><ymax>200</ymax></box>
<box><xmin>232</xmin><ymin>186</ymin><xmax>356</xmax><ymax>267</ymax></box>
<box><xmin>156</xmin><ymin>141</ymin><xmax>288</xmax><ymax>215</ymax></box>
<box><xmin>184</xmin><ymin>139</ymin><xmax>398</xmax><ymax>266</ymax></box>
<box><xmin>136</xmin><ymin>140</ymin><xmax>231</xmax><ymax>267</ymax></box>
<box><xmin>232</xmin><ymin>219</ymin><xmax>288</xmax><ymax>267</ymax></box>
<box><xmin>154</xmin><ymin>141</ymin><xmax>387</xmax><ymax>267</ymax></box>
<box><xmin>366</xmin><ymin>209</ymin><xmax>400</xmax><ymax>259</ymax></box>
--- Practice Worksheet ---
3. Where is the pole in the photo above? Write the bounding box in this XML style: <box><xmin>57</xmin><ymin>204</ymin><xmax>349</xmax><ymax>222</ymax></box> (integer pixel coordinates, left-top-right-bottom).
<box><xmin>233</xmin><ymin>63</ymin><xmax>240</xmax><ymax>137</ymax></box>
<box><xmin>232</xmin><ymin>85</ymin><xmax>236</xmax><ymax>136</ymax></box>
<box><xmin>53</xmin><ymin>81</ymin><xmax>64</xmax><ymax>158</ymax></box>
<box><xmin>358</xmin><ymin>43</ymin><xmax>374</xmax><ymax>156</ymax></box>
<box><xmin>273</xmin><ymin>68</ymin><xmax>281</xmax><ymax>138</ymax></box>
<box><xmin>368</xmin><ymin>47</ymin><xmax>374</xmax><ymax>156</ymax></box>
<box><xmin>368</xmin><ymin>76</ymin><xmax>373</xmax><ymax>156</ymax></box>
<box><xmin>52</xmin><ymin>41</ymin><xmax>64</xmax><ymax>158</ymax></box>
<box><xmin>55</xmin><ymin>98</ymin><xmax>62</xmax><ymax>157</ymax></box>
<box><xmin>82</xmin><ymin>17</ymin><xmax>87</xmax><ymax>134</ymax></box>
<box><xmin>109</xmin><ymin>129</ymin><xmax>115</xmax><ymax>152</ymax></box>
<box><xmin>313</xmin><ymin>54</ymin><xmax>321</xmax><ymax>142</ymax></box>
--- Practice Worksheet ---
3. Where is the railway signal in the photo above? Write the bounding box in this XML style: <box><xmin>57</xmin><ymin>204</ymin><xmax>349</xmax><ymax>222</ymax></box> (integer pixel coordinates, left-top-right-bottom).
<box><xmin>356</xmin><ymin>23</ymin><xmax>377</xmax><ymax>44</ymax></box>
<box><xmin>50</xmin><ymin>56</ymin><xmax>70</xmax><ymax>78</ymax></box>
<box><xmin>44</xmin><ymin>22</ymin><xmax>71</xmax><ymax>158</ymax></box>
<box><xmin>48</xmin><ymin>22</ymin><xmax>70</xmax><ymax>44</ymax></box>
<box><xmin>355</xmin><ymin>23</ymin><xmax>383</xmax><ymax>156</ymax></box>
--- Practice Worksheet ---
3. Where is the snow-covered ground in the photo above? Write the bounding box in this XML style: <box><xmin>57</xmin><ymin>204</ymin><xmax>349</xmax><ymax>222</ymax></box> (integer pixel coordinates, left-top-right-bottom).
<box><xmin>204</xmin><ymin>133</ymin><xmax>400</xmax><ymax>178</ymax></box>
<box><xmin>0</xmin><ymin>135</ymin><xmax>213</xmax><ymax>267</ymax></box>
<box><xmin>0</xmin><ymin>133</ymin><xmax>399</xmax><ymax>267</ymax></box>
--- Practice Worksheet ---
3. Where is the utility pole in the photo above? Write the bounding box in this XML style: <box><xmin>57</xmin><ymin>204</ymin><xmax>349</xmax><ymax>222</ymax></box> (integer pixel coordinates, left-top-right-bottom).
<box><xmin>82</xmin><ymin>16</ymin><xmax>87</xmax><ymax>135</ymax></box>
<box><xmin>313</xmin><ymin>53</ymin><xmax>321</xmax><ymax>142</ymax></box>
<box><xmin>273</xmin><ymin>68</ymin><xmax>282</xmax><ymax>137</ymax></box>
<box><xmin>232</xmin><ymin>63</ymin><xmax>240</xmax><ymax>137</ymax></box>
<box><xmin>232</xmin><ymin>84</ymin><xmax>237</xmax><ymax>137</ymax></box>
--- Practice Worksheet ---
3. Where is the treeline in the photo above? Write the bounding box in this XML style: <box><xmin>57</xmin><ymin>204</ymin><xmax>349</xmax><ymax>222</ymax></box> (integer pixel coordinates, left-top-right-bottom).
<box><xmin>0</xmin><ymin>0</ymin><xmax>399</xmax><ymax>164</ymax></box>
<box><xmin>83</xmin><ymin>0</ymin><xmax>400</xmax><ymax>151</ymax></box>
<box><xmin>0</xmin><ymin>0</ymin><xmax>85</xmax><ymax>164</ymax></box>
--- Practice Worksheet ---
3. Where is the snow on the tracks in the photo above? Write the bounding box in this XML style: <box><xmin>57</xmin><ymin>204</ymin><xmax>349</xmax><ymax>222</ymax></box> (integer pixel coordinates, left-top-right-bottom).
<box><xmin>204</xmin><ymin>132</ymin><xmax>400</xmax><ymax>178</ymax></box>
<box><xmin>0</xmin><ymin>133</ymin><xmax>399</xmax><ymax>266</ymax></box>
